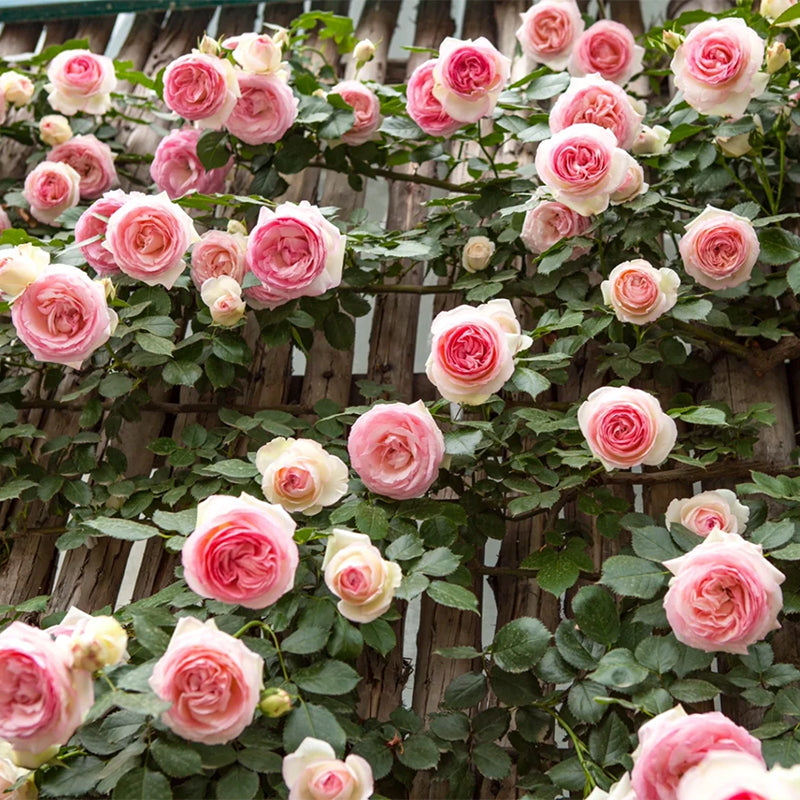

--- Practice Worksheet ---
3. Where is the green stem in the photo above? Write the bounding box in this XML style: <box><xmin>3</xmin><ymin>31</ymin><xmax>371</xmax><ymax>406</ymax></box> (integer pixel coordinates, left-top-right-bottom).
<box><xmin>720</xmin><ymin>161</ymin><xmax>769</xmax><ymax>214</ymax></box>
<box><xmin>777</xmin><ymin>135</ymin><xmax>786</xmax><ymax>210</ymax></box>
<box><xmin>545</xmin><ymin>708</ymin><xmax>597</xmax><ymax>789</ymax></box>
<box><xmin>753</xmin><ymin>155</ymin><xmax>777</xmax><ymax>214</ymax></box>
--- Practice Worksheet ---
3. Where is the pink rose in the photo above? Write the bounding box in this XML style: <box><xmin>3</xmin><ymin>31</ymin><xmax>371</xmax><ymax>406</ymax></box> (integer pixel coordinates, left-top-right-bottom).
<box><xmin>23</xmin><ymin>161</ymin><xmax>81</xmax><ymax>226</ymax></box>
<box><xmin>663</xmin><ymin>529</ymin><xmax>784</xmax><ymax>654</ymax></box>
<box><xmin>520</xmin><ymin>199</ymin><xmax>592</xmax><ymax>255</ymax></box>
<box><xmin>225</xmin><ymin>72</ymin><xmax>298</xmax><ymax>146</ymax></box>
<box><xmin>323</xmin><ymin>530</ymin><xmax>403</xmax><ymax>623</ymax></box>
<box><xmin>47</xmin><ymin>134</ymin><xmax>116</xmax><ymax>200</ymax></box>
<box><xmin>329</xmin><ymin>80</ymin><xmax>383</xmax><ymax>145</ymax></box>
<box><xmin>0</xmin><ymin>749</ymin><xmax>35</xmax><ymax>800</ymax></box>
<box><xmin>49</xmin><ymin>607</ymin><xmax>127</xmax><ymax>673</ymax></box>
<box><xmin>0</xmin><ymin>71</ymin><xmax>34</xmax><ymax>107</ymax></box>
<box><xmin>347</xmin><ymin>400</ymin><xmax>445</xmax><ymax>500</ymax></box>
<box><xmin>600</xmin><ymin>259</ymin><xmax>679</xmax><ymax>324</ymax></box>
<box><xmin>45</xmin><ymin>49</ymin><xmax>116</xmax><ymax>115</ymax></box>
<box><xmin>665</xmin><ymin>489</ymin><xmax>750</xmax><ymax>537</ymax></box>
<box><xmin>182</xmin><ymin>492</ymin><xmax>298</xmax><ymax>608</ymax></box>
<box><xmin>74</xmin><ymin>190</ymin><xmax>129</xmax><ymax>277</ymax></box>
<box><xmin>150</xmin><ymin>128</ymin><xmax>232</xmax><ymax>199</ymax></box>
<box><xmin>609</xmin><ymin>153</ymin><xmax>648</xmax><ymax>204</ymax></box>
<box><xmin>577</xmin><ymin>386</ymin><xmax>677</xmax><ymax>470</ymax></box>
<box><xmin>569</xmin><ymin>20</ymin><xmax>644</xmax><ymax>85</ymax></box>
<box><xmin>0</xmin><ymin>207</ymin><xmax>11</xmax><ymax>233</ymax></box>
<box><xmin>534</xmin><ymin>123</ymin><xmax>629</xmax><ymax>216</ymax></box>
<box><xmin>104</xmin><ymin>191</ymin><xmax>200</xmax><ymax>289</ymax></box>
<box><xmin>190</xmin><ymin>229</ymin><xmax>247</xmax><ymax>289</ymax></box>
<box><xmin>671</xmin><ymin>18</ymin><xmax>767</xmax><ymax>119</ymax></box>
<box><xmin>149</xmin><ymin>617</ymin><xmax>262</xmax><ymax>745</ymax></box>
<box><xmin>516</xmin><ymin>0</ymin><xmax>585</xmax><ymax>71</ymax></box>
<box><xmin>0</xmin><ymin>621</ymin><xmax>93</xmax><ymax>757</ymax></box>
<box><xmin>632</xmin><ymin>706</ymin><xmax>764</xmax><ymax>800</ymax></box>
<box><xmin>432</xmin><ymin>36</ymin><xmax>511</xmax><ymax>123</ymax></box>
<box><xmin>632</xmin><ymin>124</ymin><xmax>671</xmax><ymax>156</ymax></box>
<box><xmin>678</xmin><ymin>206</ymin><xmax>759</xmax><ymax>290</ymax></box>
<box><xmin>162</xmin><ymin>53</ymin><xmax>240</xmax><ymax>129</ymax></box>
<box><xmin>245</xmin><ymin>201</ymin><xmax>345</xmax><ymax>309</ymax></box>
<box><xmin>39</xmin><ymin>114</ymin><xmax>72</xmax><ymax>146</ymax></box>
<box><xmin>425</xmin><ymin>298</ymin><xmax>532</xmax><ymax>405</ymax></box>
<box><xmin>406</xmin><ymin>59</ymin><xmax>462</xmax><ymax>137</ymax></box>
<box><xmin>11</xmin><ymin>264</ymin><xmax>117</xmax><ymax>368</ymax></box>
<box><xmin>200</xmin><ymin>276</ymin><xmax>246</xmax><ymax>326</ymax></box>
<box><xmin>550</xmin><ymin>74</ymin><xmax>644</xmax><ymax>150</ymax></box>
<box><xmin>283</xmin><ymin>737</ymin><xmax>373</xmax><ymax>800</ymax></box>
<box><xmin>227</xmin><ymin>32</ymin><xmax>284</xmax><ymax>74</ymax></box>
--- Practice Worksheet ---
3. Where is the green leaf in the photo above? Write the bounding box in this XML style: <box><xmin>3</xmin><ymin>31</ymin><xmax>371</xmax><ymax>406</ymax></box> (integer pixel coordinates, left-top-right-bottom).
<box><xmin>196</xmin><ymin>130</ymin><xmax>232</xmax><ymax>170</ymax></box>
<box><xmin>40</xmin><ymin>756</ymin><xmax>105</xmax><ymax>798</ymax></box>
<box><xmin>672</xmin><ymin>299</ymin><xmax>712</xmax><ymax>322</ymax></box>
<box><xmin>323</xmin><ymin>312</ymin><xmax>355</xmax><ymax>350</ymax></box>
<box><xmin>601</xmin><ymin>555</ymin><xmax>668</xmax><ymax>598</ymax></box>
<box><xmin>85</xmin><ymin>518</ymin><xmax>159</xmax><ymax>541</ymax></box>
<box><xmin>774</xmin><ymin>2</ymin><xmax>800</xmax><ymax>23</ymax></box>
<box><xmin>163</xmin><ymin>361</ymin><xmax>202</xmax><ymax>387</ymax></box>
<box><xmin>631</xmin><ymin>525</ymin><xmax>683</xmax><ymax>562</ymax></box>
<box><xmin>472</xmin><ymin>741</ymin><xmax>511</xmax><ymax>779</ymax></box>
<box><xmin>568</xmin><ymin>680</ymin><xmax>606</xmax><ymax>723</ymax></box>
<box><xmin>555</xmin><ymin>621</ymin><xmax>600</xmax><ymax>670</ymax></box>
<box><xmin>385</xmin><ymin>534</ymin><xmax>425</xmax><ymax>561</ymax></box>
<box><xmin>491</xmin><ymin>617</ymin><xmax>550</xmax><ymax>673</ymax></box>
<box><xmin>237</xmin><ymin>747</ymin><xmax>282</xmax><ymax>773</ymax></box>
<box><xmin>444</xmin><ymin>672</ymin><xmax>487</xmax><ymax>709</ymax></box>
<box><xmin>635</xmin><ymin>636</ymin><xmax>680</xmax><ymax>674</ymax></box>
<box><xmin>670</xmin><ymin>678</ymin><xmax>720</xmax><ymax>703</ymax></box>
<box><xmin>511</xmin><ymin>367</ymin><xmax>550</xmax><ymax>399</ymax></box>
<box><xmin>443</xmin><ymin>429</ymin><xmax>483</xmax><ymax>457</ymax></box>
<box><xmin>361</xmin><ymin>619</ymin><xmax>396</xmax><ymax>656</ymax></box>
<box><xmin>283</xmin><ymin>704</ymin><xmax>346</xmax><ymax>757</ymax></box>
<box><xmin>293</xmin><ymin>659</ymin><xmax>360</xmax><ymax>695</ymax></box>
<box><xmin>426</xmin><ymin>581</ymin><xmax>479</xmax><ymax>613</ymax></box>
<box><xmin>588</xmin><ymin>712</ymin><xmax>631</xmax><ymax>767</ymax></box>
<box><xmin>354</xmin><ymin>502</ymin><xmax>389</xmax><ymax>540</ymax></box>
<box><xmin>100</xmin><ymin>373</ymin><xmax>134</xmax><ymax>399</ymax></box>
<box><xmin>135</xmin><ymin>332</ymin><xmax>174</xmax><ymax>356</ymax></box>
<box><xmin>201</xmin><ymin>459</ymin><xmax>260</xmax><ymax>480</ymax></box>
<box><xmin>0</xmin><ymin>479</ymin><xmax>36</xmax><ymax>501</ymax></box>
<box><xmin>414</xmin><ymin>547</ymin><xmax>460</xmax><ymax>577</ymax></box>
<box><xmin>398</xmin><ymin>734</ymin><xmax>440</xmax><ymax>770</ymax></box>
<box><xmin>589</xmin><ymin>648</ymin><xmax>649</xmax><ymax>688</ymax></box>
<box><xmin>669</xmin><ymin>405</ymin><xmax>728</xmax><ymax>426</ymax></box>
<box><xmin>759</xmin><ymin>227</ymin><xmax>800</xmax><ymax>265</ymax></box>
<box><xmin>571</xmin><ymin>586</ymin><xmax>620</xmax><ymax>647</ymax></box>
<box><xmin>750</xmin><ymin>520</ymin><xmax>795</xmax><ymax>550</ymax></box>
<box><xmin>150</xmin><ymin>739</ymin><xmax>203</xmax><ymax>778</ymax></box>
<box><xmin>112</xmin><ymin>768</ymin><xmax>171</xmax><ymax>800</ymax></box>
<box><xmin>216</xmin><ymin>767</ymin><xmax>258</xmax><ymax>800</ymax></box>
<box><xmin>429</xmin><ymin>712</ymin><xmax>470</xmax><ymax>741</ymax></box>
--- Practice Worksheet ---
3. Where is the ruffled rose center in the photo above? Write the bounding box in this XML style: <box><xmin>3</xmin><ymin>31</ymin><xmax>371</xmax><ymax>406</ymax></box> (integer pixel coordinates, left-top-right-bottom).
<box><xmin>615</xmin><ymin>269</ymin><xmax>659</xmax><ymax>312</ymax></box>
<box><xmin>585</xmin><ymin>30</ymin><xmax>631</xmax><ymax>74</ymax></box>
<box><xmin>34</xmin><ymin>173</ymin><xmax>72</xmax><ymax>206</ymax></box>
<box><xmin>689</xmin><ymin>36</ymin><xmax>744</xmax><ymax>85</ymax></box>
<box><xmin>63</xmin><ymin>56</ymin><xmax>103</xmax><ymax>93</ymax></box>
<box><xmin>596</xmin><ymin>405</ymin><xmax>654</xmax><ymax>456</ymax></box>
<box><xmin>447</xmin><ymin>50</ymin><xmax>496</xmax><ymax>96</ymax></box>
<box><xmin>338</xmin><ymin>565</ymin><xmax>375</xmax><ymax>602</ymax></box>
<box><xmin>439</xmin><ymin>322</ymin><xmax>499</xmax><ymax>380</ymax></box>
<box><xmin>529</xmin><ymin>9</ymin><xmax>571</xmax><ymax>51</ymax></box>
<box><xmin>34</xmin><ymin>285</ymin><xmax>90</xmax><ymax>338</ymax></box>
<box><xmin>0</xmin><ymin>653</ymin><xmax>50</xmax><ymax>733</ymax></box>
<box><xmin>552</xmin><ymin>139</ymin><xmax>610</xmax><ymax>186</ymax></box>
<box><xmin>275</xmin><ymin>465</ymin><xmax>314</xmax><ymax>499</ymax></box>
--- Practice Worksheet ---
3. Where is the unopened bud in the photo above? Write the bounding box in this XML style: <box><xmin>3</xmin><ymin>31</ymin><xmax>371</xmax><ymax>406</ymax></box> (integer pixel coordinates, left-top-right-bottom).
<box><xmin>353</xmin><ymin>38</ymin><xmax>376</xmax><ymax>64</ymax></box>
<box><xmin>69</xmin><ymin>614</ymin><xmax>128</xmax><ymax>671</ymax></box>
<box><xmin>767</xmin><ymin>41</ymin><xmax>790</xmax><ymax>73</ymax></box>
<box><xmin>662</xmin><ymin>30</ymin><xmax>684</xmax><ymax>51</ymax></box>
<box><xmin>273</xmin><ymin>27</ymin><xmax>290</xmax><ymax>51</ymax></box>
<box><xmin>226</xmin><ymin>219</ymin><xmax>248</xmax><ymax>236</ymax></box>
<box><xmin>632</xmin><ymin>124</ymin><xmax>671</xmax><ymax>156</ymax></box>
<box><xmin>312</xmin><ymin>88</ymin><xmax>327</xmax><ymax>100</ymax></box>
<box><xmin>0</xmin><ymin>71</ymin><xmax>34</xmax><ymax>106</ymax></box>
<box><xmin>198</xmin><ymin>35</ymin><xmax>221</xmax><ymax>56</ymax></box>
<box><xmin>201</xmin><ymin>276</ymin><xmax>246</xmax><ymax>327</ymax></box>
<box><xmin>259</xmin><ymin>687</ymin><xmax>292</xmax><ymax>718</ymax></box>
<box><xmin>98</xmin><ymin>276</ymin><xmax>116</xmax><ymax>301</ymax></box>
<box><xmin>461</xmin><ymin>235</ymin><xmax>495</xmax><ymax>273</ymax></box>
<box><xmin>12</xmin><ymin>746</ymin><xmax>58</xmax><ymax>770</ymax></box>
<box><xmin>39</xmin><ymin>114</ymin><xmax>72</xmax><ymax>146</ymax></box>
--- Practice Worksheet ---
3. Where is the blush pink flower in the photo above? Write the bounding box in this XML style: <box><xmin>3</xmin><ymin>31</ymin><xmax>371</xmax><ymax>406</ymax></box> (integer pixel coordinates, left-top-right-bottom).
<box><xmin>0</xmin><ymin>208</ymin><xmax>10</xmax><ymax>233</ymax></box>
<box><xmin>569</xmin><ymin>20</ymin><xmax>644</xmax><ymax>85</ymax></box>
<box><xmin>182</xmin><ymin>492</ymin><xmax>298</xmax><ymax>609</ymax></box>
<box><xmin>225</xmin><ymin>72</ymin><xmax>298</xmax><ymax>145</ymax></box>
<box><xmin>200</xmin><ymin>275</ymin><xmax>246</xmax><ymax>326</ymax></box>
<box><xmin>227</xmin><ymin>32</ymin><xmax>285</xmax><ymax>75</ymax></box>
<box><xmin>283</xmin><ymin>737</ymin><xmax>374</xmax><ymax>800</ymax></box>
<box><xmin>577</xmin><ymin>386</ymin><xmax>677</xmax><ymax>470</ymax></box>
<box><xmin>671</xmin><ymin>18</ymin><xmax>767</xmax><ymax>119</ymax></box>
<box><xmin>520</xmin><ymin>199</ymin><xmax>592</xmax><ymax>255</ymax></box>
<box><xmin>74</xmin><ymin>190</ymin><xmax>129</xmax><ymax>277</ymax></box>
<box><xmin>330</xmin><ymin>80</ymin><xmax>383</xmax><ymax>145</ymax></box>
<box><xmin>323</xmin><ymin>530</ymin><xmax>403</xmax><ymax>623</ymax></box>
<box><xmin>46</xmin><ymin>49</ymin><xmax>116</xmax><ymax>115</ymax></box>
<box><xmin>23</xmin><ymin>161</ymin><xmax>81</xmax><ymax>226</ymax></box>
<box><xmin>0</xmin><ymin>71</ymin><xmax>34</xmax><ymax>107</ymax></box>
<box><xmin>0</xmin><ymin>243</ymin><xmax>49</xmax><ymax>300</ymax></box>
<box><xmin>663</xmin><ymin>530</ymin><xmax>784</xmax><ymax>654</ymax></box>
<box><xmin>162</xmin><ymin>52</ymin><xmax>240</xmax><ymax>129</ymax></box>
<box><xmin>534</xmin><ymin>123</ymin><xmax>629</xmax><ymax>216</ymax></box>
<box><xmin>149</xmin><ymin>617</ymin><xmax>262</xmax><ymax>745</ymax></box>
<box><xmin>11</xmin><ymin>264</ymin><xmax>117</xmax><ymax>368</ymax></box>
<box><xmin>609</xmin><ymin>153</ymin><xmax>648</xmax><ymax>204</ymax></box>
<box><xmin>0</xmin><ymin>747</ymin><xmax>36</xmax><ymax>800</ymax></box>
<box><xmin>516</xmin><ymin>0</ymin><xmax>585</xmax><ymax>71</ymax></box>
<box><xmin>245</xmin><ymin>201</ymin><xmax>345</xmax><ymax>309</ymax></box>
<box><xmin>348</xmin><ymin>400</ymin><xmax>445</xmax><ymax>501</ymax></box>
<box><xmin>39</xmin><ymin>115</ymin><xmax>72</xmax><ymax>146</ymax></box>
<box><xmin>104</xmin><ymin>191</ymin><xmax>200</xmax><ymax>289</ymax></box>
<box><xmin>665</xmin><ymin>489</ymin><xmax>750</xmax><ymax>538</ymax></box>
<box><xmin>601</xmin><ymin>259</ymin><xmax>679</xmax><ymax>324</ymax></box>
<box><xmin>678</xmin><ymin>206</ymin><xmax>759</xmax><ymax>290</ymax></box>
<box><xmin>190</xmin><ymin>229</ymin><xmax>247</xmax><ymax>289</ymax></box>
<box><xmin>631</xmin><ymin>706</ymin><xmax>764</xmax><ymax>800</ymax></box>
<box><xmin>550</xmin><ymin>73</ymin><xmax>644</xmax><ymax>150</ymax></box>
<box><xmin>47</xmin><ymin>134</ymin><xmax>116</xmax><ymax>201</ymax></box>
<box><xmin>432</xmin><ymin>36</ymin><xmax>511</xmax><ymax>123</ymax></box>
<box><xmin>0</xmin><ymin>621</ymin><xmax>93</xmax><ymax>757</ymax></box>
<box><xmin>150</xmin><ymin>128</ymin><xmax>233</xmax><ymax>199</ymax></box>
<box><xmin>406</xmin><ymin>59</ymin><xmax>462</xmax><ymax>137</ymax></box>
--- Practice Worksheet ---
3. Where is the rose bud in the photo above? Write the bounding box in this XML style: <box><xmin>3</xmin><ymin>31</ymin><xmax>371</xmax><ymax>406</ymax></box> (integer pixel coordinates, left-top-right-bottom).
<box><xmin>0</xmin><ymin>71</ymin><xmax>34</xmax><ymax>106</ymax></box>
<box><xmin>259</xmin><ymin>687</ymin><xmax>292</xmax><ymax>718</ymax></box>
<box><xmin>39</xmin><ymin>114</ymin><xmax>72</xmax><ymax>146</ymax></box>
<box><xmin>632</xmin><ymin>124</ymin><xmax>671</xmax><ymax>156</ymax></box>
<box><xmin>462</xmin><ymin>235</ymin><xmax>495</xmax><ymax>272</ymax></box>
<box><xmin>767</xmin><ymin>41</ymin><xmax>790</xmax><ymax>73</ymax></box>
<box><xmin>200</xmin><ymin>275</ymin><xmax>247</xmax><ymax>327</ymax></box>
<box><xmin>353</xmin><ymin>38</ymin><xmax>376</xmax><ymax>64</ymax></box>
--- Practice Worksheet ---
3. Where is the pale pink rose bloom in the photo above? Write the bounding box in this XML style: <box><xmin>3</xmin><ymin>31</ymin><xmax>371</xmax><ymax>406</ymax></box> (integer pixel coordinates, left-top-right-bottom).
<box><xmin>0</xmin><ymin>621</ymin><xmax>94</xmax><ymax>757</ymax></box>
<box><xmin>632</xmin><ymin>706</ymin><xmax>764</xmax><ymax>800</ymax></box>
<box><xmin>609</xmin><ymin>154</ymin><xmax>648</xmax><ymax>204</ymax></box>
<box><xmin>462</xmin><ymin>235</ymin><xmax>495</xmax><ymax>272</ymax></box>
<box><xmin>283</xmin><ymin>737</ymin><xmax>373</xmax><ymax>800</ymax></box>
<box><xmin>74</xmin><ymin>190</ymin><xmax>129</xmax><ymax>277</ymax></box>
<box><xmin>761</xmin><ymin>0</ymin><xmax>800</xmax><ymax>26</ymax></box>
<box><xmin>162</xmin><ymin>52</ymin><xmax>240</xmax><ymax>130</ymax></box>
<box><xmin>323</xmin><ymin>530</ymin><xmax>403</xmax><ymax>623</ymax></box>
<box><xmin>406</xmin><ymin>59</ymin><xmax>462</xmax><ymax>137</ymax></box>
<box><xmin>227</xmin><ymin>32</ymin><xmax>284</xmax><ymax>74</ymax></box>
<box><xmin>577</xmin><ymin>385</ymin><xmax>677</xmax><ymax>471</ymax></box>
<box><xmin>12</xmin><ymin>264</ymin><xmax>116</xmax><ymax>368</ymax></box>
<box><xmin>182</xmin><ymin>492</ymin><xmax>298</xmax><ymax>608</ymax></box>
<box><xmin>425</xmin><ymin>299</ymin><xmax>532</xmax><ymax>405</ymax></box>
<box><xmin>534</xmin><ymin>122</ymin><xmax>629</xmax><ymax>216</ymax></box>
<box><xmin>587</xmin><ymin>773</ymin><xmax>636</xmax><ymax>800</ymax></box>
<box><xmin>49</xmin><ymin>607</ymin><xmax>127</xmax><ymax>672</ymax></box>
<box><xmin>521</xmin><ymin>199</ymin><xmax>592</xmax><ymax>256</ymax></box>
<box><xmin>601</xmin><ymin>259</ymin><xmax>679</xmax><ymax>324</ymax></box>
<box><xmin>0</xmin><ymin>243</ymin><xmax>49</xmax><ymax>300</ymax></box>
<box><xmin>23</xmin><ymin>161</ymin><xmax>81</xmax><ymax>226</ymax></box>
<box><xmin>516</xmin><ymin>0</ymin><xmax>585</xmax><ymax>71</ymax></box>
<box><xmin>0</xmin><ymin>748</ymin><xmax>35</xmax><ymax>800</ymax></box>
<box><xmin>149</xmin><ymin>617</ymin><xmax>263</xmax><ymax>745</ymax></box>
<box><xmin>150</xmin><ymin>128</ymin><xmax>232</xmax><ymax>200</ymax></box>
<box><xmin>632</xmin><ymin>124</ymin><xmax>671</xmax><ymax>156</ymax></box>
<box><xmin>330</xmin><ymin>80</ymin><xmax>383</xmax><ymax>145</ymax></box>
<box><xmin>432</xmin><ymin>36</ymin><xmax>511</xmax><ymax>123</ymax></box>
<box><xmin>677</xmin><ymin>751</ymin><xmax>797</xmax><ymax>800</ymax></box>
<box><xmin>104</xmin><ymin>191</ymin><xmax>200</xmax><ymax>289</ymax></box>
<box><xmin>225</xmin><ymin>72</ymin><xmax>298</xmax><ymax>145</ymax></box>
<box><xmin>200</xmin><ymin>275</ymin><xmax>246</xmax><ymax>326</ymax></box>
<box><xmin>0</xmin><ymin>207</ymin><xmax>11</xmax><ymax>233</ymax></box>
<box><xmin>39</xmin><ymin>115</ymin><xmax>72</xmax><ymax>146</ymax></box>
<box><xmin>190</xmin><ymin>229</ymin><xmax>247</xmax><ymax>289</ymax></box>
<box><xmin>569</xmin><ymin>20</ymin><xmax>644</xmax><ymax>85</ymax></box>
<box><xmin>47</xmin><ymin>134</ymin><xmax>116</xmax><ymax>201</ymax></box>
<box><xmin>0</xmin><ymin>71</ymin><xmax>34</xmax><ymax>106</ymax></box>
<box><xmin>245</xmin><ymin>201</ymin><xmax>345</xmax><ymax>308</ymax></box>
<box><xmin>665</xmin><ymin>489</ymin><xmax>749</xmax><ymax>537</ymax></box>
<box><xmin>663</xmin><ymin>529</ymin><xmax>784</xmax><ymax>654</ymax></box>
<box><xmin>243</xmin><ymin>282</ymin><xmax>285</xmax><ymax>310</ymax></box>
<box><xmin>678</xmin><ymin>206</ymin><xmax>759</xmax><ymax>290</ymax></box>
<box><xmin>550</xmin><ymin>74</ymin><xmax>644</xmax><ymax>149</ymax></box>
<box><xmin>45</xmin><ymin>49</ymin><xmax>116</xmax><ymax>115</ymax></box>
<box><xmin>348</xmin><ymin>400</ymin><xmax>445</xmax><ymax>500</ymax></box>
<box><xmin>255</xmin><ymin>437</ymin><xmax>349</xmax><ymax>516</ymax></box>
<box><xmin>671</xmin><ymin>18</ymin><xmax>767</xmax><ymax>119</ymax></box>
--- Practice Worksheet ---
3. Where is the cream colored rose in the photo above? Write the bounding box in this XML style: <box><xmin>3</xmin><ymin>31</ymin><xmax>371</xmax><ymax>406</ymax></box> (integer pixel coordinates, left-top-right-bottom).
<box><xmin>761</xmin><ymin>0</ymin><xmax>800</xmax><ymax>26</ymax></box>
<box><xmin>200</xmin><ymin>276</ymin><xmax>246</xmax><ymax>327</ymax></box>
<box><xmin>0</xmin><ymin>243</ymin><xmax>49</xmax><ymax>300</ymax></box>
<box><xmin>462</xmin><ymin>235</ymin><xmax>495</xmax><ymax>272</ymax></box>
<box><xmin>631</xmin><ymin>124</ymin><xmax>671</xmax><ymax>156</ymax></box>
<box><xmin>283</xmin><ymin>737</ymin><xmax>373</xmax><ymax>800</ymax></box>
<box><xmin>256</xmin><ymin>437</ymin><xmax>349</xmax><ymax>515</ymax></box>
<box><xmin>0</xmin><ymin>71</ymin><xmax>34</xmax><ymax>106</ymax></box>
<box><xmin>229</xmin><ymin>32</ymin><xmax>284</xmax><ymax>75</ymax></box>
<box><xmin>610</xmin><ymin>155</ymin><xmax>648</xmax><ymax>204</ymax></box>
<box><xmin>39</xmin><ymin>115</ymin><xmax>72</xmax><ymax>146</ymax></box>
<box><xmin>54</xmin><ymin>607</ymin><xmax>127</xmax><ymax>671</ymax></box>
<box><xmin>601</xmin><ymin>259</ymin><xmax>679</xmax><ymax>324</ymax></box>
<box><xmin>323</xmin><ymin>529</ymin><xmax>402</xmax><ymax>623</ymax></box>
<box><xmin>0</xmin><ymin>743</ymin><xmax>36</xmax><ymax>800</ymax></box>
<box><xmin>353</xmin><ymin>38</ymin><xmax>376</xmax><ymax>64</ymax></box>
<box><xmin>767</xmin><ymin>41</ymin><xmax>790</xmax><ymax>73</ymax></box>
<box><xmin>677</xmin><ymin>751</ymin><xmax>796</xmax><ymax>800</ymax></box>
<box><xmin>587</xmin><ymin>773</ymin><xmax>636</xmax><ymax>800</ymax></box>
<box><xmin>665</xmin><ymin>489</ymin><xmax>749</xmax><ymax>537</ymax></box>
